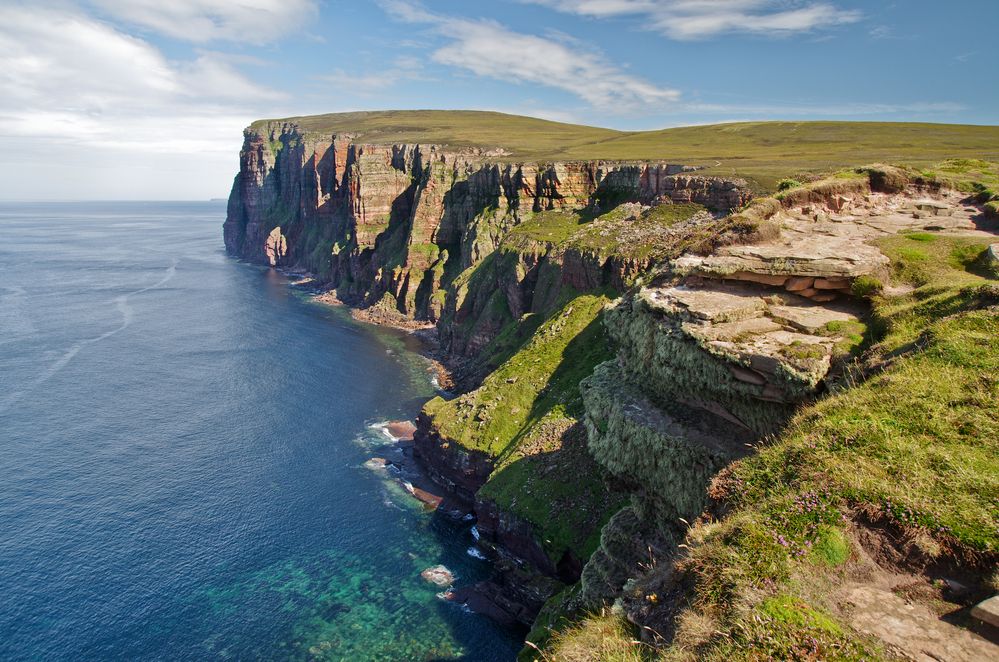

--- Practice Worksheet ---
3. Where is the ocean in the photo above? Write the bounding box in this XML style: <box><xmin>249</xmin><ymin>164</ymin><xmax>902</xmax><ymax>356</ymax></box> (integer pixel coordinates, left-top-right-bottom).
<box><xmin>0</xmin><ymin>201</ymin><xmax>520</xmax><ymax>660</ymax></box>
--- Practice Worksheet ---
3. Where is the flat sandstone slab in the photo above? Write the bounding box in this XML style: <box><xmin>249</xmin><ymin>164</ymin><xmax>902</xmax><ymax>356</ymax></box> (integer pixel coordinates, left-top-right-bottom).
<box><xmin>768</xmin><ymin>302</ymin><xmax>859</xmax><ymax>333</ymax></box>
<box><xmin>643</xmin><ymin>285</ymin><xmax>765</xmax><ymax>322</ymax></box>
<box><xmin>843</xmin><ymin>585</ymin><xmax>998</xmax><ymax>662</ymax></box>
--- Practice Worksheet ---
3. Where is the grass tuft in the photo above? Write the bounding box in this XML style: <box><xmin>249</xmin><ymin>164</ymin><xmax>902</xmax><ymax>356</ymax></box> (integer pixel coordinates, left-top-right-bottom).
<box><xmin>658</xmin><ymin>232</ymin><xmax>998</xmax><ymax>658</ymax></box>
<box><xmin>541</xmin><ymin>612</ymin><xmax>649</xmax><ymax>662</ymax></box>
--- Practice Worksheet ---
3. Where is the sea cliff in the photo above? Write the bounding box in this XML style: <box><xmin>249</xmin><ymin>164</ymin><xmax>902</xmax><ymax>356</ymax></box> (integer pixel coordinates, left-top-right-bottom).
<box><xmin>226</xmin><ymin>112</ymin><xmax>999</xmax><ymax>660</ymax></box>
<box><xmin>224</xmin><ymin>121</ymin><xmax>747</xmax><ymax>330</ymax></box>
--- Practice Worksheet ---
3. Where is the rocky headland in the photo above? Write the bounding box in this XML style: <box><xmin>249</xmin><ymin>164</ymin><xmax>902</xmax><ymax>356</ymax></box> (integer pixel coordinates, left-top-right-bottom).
<box><xmin>225</xmin><ymin>112</ymin><xmax>999</xmax><ymax>660</ymax></box>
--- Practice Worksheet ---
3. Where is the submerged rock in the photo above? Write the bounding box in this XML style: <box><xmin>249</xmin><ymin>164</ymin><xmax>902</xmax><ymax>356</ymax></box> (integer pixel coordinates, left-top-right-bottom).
<box><xmin>385</xmin><ymin>420</ymin><xmax>417</xmax><ymax>441</ymax></box>
<box><xmin>420</xmin><ymin>565</ymin><xmax>455</xmax><ymax>587</ymax></box>
<box><xmin>404</xmin><ymin>482</ymin><xmax>444</xmax><ymax>510</ymax></box>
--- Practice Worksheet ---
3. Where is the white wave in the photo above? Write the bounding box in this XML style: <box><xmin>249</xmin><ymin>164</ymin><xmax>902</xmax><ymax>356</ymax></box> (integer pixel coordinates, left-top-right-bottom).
<box><xmin>462</xmin><ymin>513</ymin><xmax>475</xmax><ymax>522</ymax></box>
<box><xmin>367</xmin><ymin>421</ymin><xmax>400</xmax><ymax>442</ymax></box>
<box><xmin>0</xmin><ymin>259</ymin><xmax>178</xmax><ymax>414</ymax></box>
<box><xmin>470</xmin><ymin>526</ymin><xmax>480</xmax><ymax>541</ymax></box>
<box><xmin>466</xmin><ymin>546</ymin><xmax>486</xmax><ymax>560</ymax></box>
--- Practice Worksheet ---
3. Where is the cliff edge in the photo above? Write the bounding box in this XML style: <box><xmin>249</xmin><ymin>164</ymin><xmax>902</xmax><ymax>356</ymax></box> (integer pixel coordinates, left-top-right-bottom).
<box><xmin>225</xmin><ymin>112</ymin><xmax>999</xmax><ymax>660</ymax></box>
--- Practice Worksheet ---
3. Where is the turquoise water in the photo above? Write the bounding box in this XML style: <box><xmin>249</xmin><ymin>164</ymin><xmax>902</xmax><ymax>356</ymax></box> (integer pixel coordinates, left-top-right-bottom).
<box><xmin>0</xmin><ymin>202</ymin><xmax>520</xmax><ymax>660</ymax></box>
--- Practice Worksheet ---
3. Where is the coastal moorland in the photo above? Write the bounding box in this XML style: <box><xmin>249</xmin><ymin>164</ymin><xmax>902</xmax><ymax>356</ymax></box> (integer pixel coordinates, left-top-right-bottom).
<box><xmin>226</xmin><ymin>111</ymin><xmax>999</xmax><ymax>660</ymax></box>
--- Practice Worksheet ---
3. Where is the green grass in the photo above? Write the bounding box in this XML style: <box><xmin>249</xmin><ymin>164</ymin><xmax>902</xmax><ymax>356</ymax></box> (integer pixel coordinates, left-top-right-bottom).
<box><xmin>503</xmin><ymin>203</ymin><xmax>707</xmax><ymax>261</ymax></box>
<box><xmin>819</xmin><ymin>320</ymin><xmax>868</xmax><ymax>358</ymax></box>
<box><xmin>809</xmin><ymin>526</ymin><xmax>850</xmax><ymax>567</ymax></box>
<box><xmin>479</xmin><ymin>418</ymin><xmax>627</xmax><ymax>561</ymax></box>
<box><xmin>540</xmin><ymin>612</ymin><xmax>649</xmax><ymax>662</ymax></box>
<box><xmin>570</xmin><ymin>204</ymin><xmax>707</xmax><ymax>259</ymax></box>
<box><xmin>759</xmin><ymin>595</ymin><xmax>841</xmax><ymax>634</ymax></box>
<box><xmin>920</xmin><ymin>157</ymin><xmax>999</xmax><ymax>193</ymax></box>
<box><xmin>504</xmin><ymin>210</ymin><xmax>589</xmax><ymax>247</ymax></box>
<box><xmin>878</xmin><ymin>233</ymin><xmax>994</xmax><ymax>290</ymax></box>
<box><xmin>426</xmin><ymin>292</ymin><xmax>613</xmax><ymax>458</ymax></box>
<box><xmin>426</xmin><ymin>292</ymin><xmax>626</xmax><ymax>561</ymax></box>
<box><xmin>248</xmin><ymin>111</ymin><xmax>999</xmax><ymax>191</ymax></box>
<box><xmin>654</xmin><ymin>233</ymin><xmax>999</xmax><ymax>658</ymax></box>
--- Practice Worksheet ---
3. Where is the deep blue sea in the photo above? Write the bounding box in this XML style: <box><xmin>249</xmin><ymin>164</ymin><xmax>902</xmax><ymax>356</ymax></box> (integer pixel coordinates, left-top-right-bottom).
<box><xmin>0</xmin><ymin>202</ymin><xmax>520</xmax><ymax>661</ymax></box>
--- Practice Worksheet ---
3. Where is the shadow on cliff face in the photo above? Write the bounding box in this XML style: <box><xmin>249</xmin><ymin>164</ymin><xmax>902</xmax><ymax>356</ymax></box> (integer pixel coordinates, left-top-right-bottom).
<box><xmin>417</xmin><ymin>425</ymin><xmax>628</xmax><ymax>660</ymax></box>
<box><xmin>482</xmin><ymin>421</ymin><xmax>629</xmax><ymax>575</ymax></box>
<box><xmin>490</xmin><ymin>302</ymin><xmax>613</xmax><ymax>464</ymax></box>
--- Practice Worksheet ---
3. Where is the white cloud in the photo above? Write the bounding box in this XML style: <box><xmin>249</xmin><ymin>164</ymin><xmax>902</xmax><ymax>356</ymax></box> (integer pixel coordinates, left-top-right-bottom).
<box><xmin>380</xmin><ymin>2</ymin><xmax>679</xmax><ymax>112</ymax></box>
<box><xmin>0</xmin><ymin>6</ymin><xmax>281</xmax><ymax>146</ymax></box>
<box><xmin>319</xmin><ymin>57</ymin><xmax>426</xmax><ymax>95</ymax></box>
<box><xmin>0</xmin><ymin>4</ymin><xmax>288</xmax><ymax>198</ymax></box>
<box><xmin>522</xmin><ymin>0</ymin><xmax>862</xmax><ymax>39</ymax></box>
<box><xmin>91</xmin><ymin>0</ymin><xmax>318</xmax><ymax>44</ymax></box>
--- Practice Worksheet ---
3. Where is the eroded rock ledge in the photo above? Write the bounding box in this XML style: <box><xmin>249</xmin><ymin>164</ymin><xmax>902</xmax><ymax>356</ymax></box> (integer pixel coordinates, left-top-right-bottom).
<box><xmin>226</xmin><ymin>120</ymin><xmax>998</xmax><ymax>657</ymax></box>
<box><xmin>563</xmin><ymin>170</ymin><xmax>998</xmax><ymax>654</ymax></box>
<box><xmin>224</xmin><ymin>121</ymin><xmax>749</xmax><ymax>343</ymax></box>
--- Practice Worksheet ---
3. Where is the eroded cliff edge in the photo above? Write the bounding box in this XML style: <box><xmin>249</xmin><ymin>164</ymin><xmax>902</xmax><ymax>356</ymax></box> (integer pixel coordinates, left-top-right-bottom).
<box><xmin>224</xmin><ymin>119</ymin><xmax>754</xmax><ymax>623</ymax></box>
<box><xmin>224</xmin><ymin>122</ymin><xmax>746</xmax><ymax>328</ymax></box>
<box><xmin>226</xmin><ymin>117</ymin><xmax>999</xmax><ymax>660</ymax></box>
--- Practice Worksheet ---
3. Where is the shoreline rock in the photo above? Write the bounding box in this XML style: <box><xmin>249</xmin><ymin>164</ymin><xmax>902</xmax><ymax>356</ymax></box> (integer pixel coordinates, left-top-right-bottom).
<box><xmin>420</xmin><ymin>564</ymin><xmax>455</xmax><ymax>587</ymax></box>
<box><xmin>311</xmin><ymin>287</ymin><xmax>457</xmax><ymax>391</ymax></box>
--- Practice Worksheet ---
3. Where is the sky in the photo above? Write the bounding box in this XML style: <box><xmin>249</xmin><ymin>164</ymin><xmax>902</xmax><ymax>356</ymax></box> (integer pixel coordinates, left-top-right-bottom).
<box><xmin>1</xmin><ymin>0</ymin><xmax>996</xmax><ymax>200</ymax></box>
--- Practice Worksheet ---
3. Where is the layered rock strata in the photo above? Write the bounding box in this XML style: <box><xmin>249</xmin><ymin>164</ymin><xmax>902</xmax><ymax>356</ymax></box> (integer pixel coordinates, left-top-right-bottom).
<box><xmin>224</xmin><ymin>121</ymin><xmax>750</xmax><ymax>353</ymax></box>
<box><xmin>568</xmin><ymin>175</ymin><xmax>996</xmax><ymax>634</ymax></box>
<box><xmin>677</xmin><ymin>187</ymin><xmax>988</xmax><ymax>302</ymax></box>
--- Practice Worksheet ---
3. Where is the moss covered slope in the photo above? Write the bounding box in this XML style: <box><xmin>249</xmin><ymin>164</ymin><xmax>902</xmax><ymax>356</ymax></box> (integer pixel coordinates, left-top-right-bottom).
<box><xmin>532</xmin><ymin>165</ymin><xmax>999</xmax><ymax>661</ymax></box>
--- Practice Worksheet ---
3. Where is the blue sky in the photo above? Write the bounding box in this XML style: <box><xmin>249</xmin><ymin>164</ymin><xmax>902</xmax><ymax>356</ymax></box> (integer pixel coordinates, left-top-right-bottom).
<box><xmin>1</xmin><ymin>0</ymin><xmax>996</xmax><ymax>200</ymax></box>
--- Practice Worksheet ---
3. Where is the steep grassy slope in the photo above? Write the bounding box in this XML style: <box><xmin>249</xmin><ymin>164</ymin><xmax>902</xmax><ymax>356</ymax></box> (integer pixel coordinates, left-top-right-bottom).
<box><xmin>429</xmin><ymin>291</ymin><xmax>626</xmax><ymax>563</ymax></box>
<box><xmin>648</xmin><ymin>238</ymin><xmax>999</xmax><ymax>660</ymax></box>
<box><xmin>251</xmin><ymin>110</ymin><xmax>999</xmax><ymax>189</ymax></box>
<box><xmin>535</xmin><ymin>178</ymin><xmax>999</xmax><ymax>661</ymax></box>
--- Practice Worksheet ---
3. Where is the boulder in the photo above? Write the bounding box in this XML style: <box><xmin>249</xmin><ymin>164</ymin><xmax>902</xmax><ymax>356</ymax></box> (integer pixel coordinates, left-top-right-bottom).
<box><xmin>971</xmin><ymin>595</ymin><xmax>999</xmax><ymax>628</ymax></box>
<box><xmin>420</xmin><ymin>565</ymin><xmax>455</xmax><ymax>587</ymax></box>
<box><xmin>784</xmin><ymin>276</ymin><xmax>814</xmax><ymax>292</ymax></box>
<box><xmin>987</xmin><ymin>243</ymin><xmax>999</xmax><ymax>269</ymax></box>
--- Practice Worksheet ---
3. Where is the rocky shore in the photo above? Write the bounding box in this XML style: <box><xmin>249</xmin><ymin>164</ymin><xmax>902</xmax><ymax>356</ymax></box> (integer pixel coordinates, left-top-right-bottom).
<box><xmin>226</xmin><ymin>115</ymin><xmax>999</xmax><ymax>658</ymax></box>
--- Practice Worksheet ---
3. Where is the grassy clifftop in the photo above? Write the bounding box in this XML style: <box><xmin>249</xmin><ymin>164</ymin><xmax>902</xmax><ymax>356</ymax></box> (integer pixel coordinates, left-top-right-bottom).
<box><xmin>249</xmin><ymin>110</ymin><xmax>999</xmax><ymax>188</ymax></box>
<box><xmin>538</xmin><ymin>167</ymin><xmax>999</xmax><ymax>661</ymax></box>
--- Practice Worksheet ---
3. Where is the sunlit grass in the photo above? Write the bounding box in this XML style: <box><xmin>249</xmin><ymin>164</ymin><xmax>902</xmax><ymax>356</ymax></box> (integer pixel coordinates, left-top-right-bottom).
<box><xmin>254</xmin><ymin>111</ymin><xmax>999</xmax><ymax>191</ymax></box>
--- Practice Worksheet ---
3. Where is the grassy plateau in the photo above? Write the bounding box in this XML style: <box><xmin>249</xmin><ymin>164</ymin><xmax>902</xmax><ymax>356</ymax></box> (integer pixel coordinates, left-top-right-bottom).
<box><xmin>251</xmin><ymin>110</ymin><xmax>999</xmax><ymax>189</ymax></box>
<box><xmin>538</xmin><ymin>165</ymin><xmax>999</xmax><ymax>661</ymax></box>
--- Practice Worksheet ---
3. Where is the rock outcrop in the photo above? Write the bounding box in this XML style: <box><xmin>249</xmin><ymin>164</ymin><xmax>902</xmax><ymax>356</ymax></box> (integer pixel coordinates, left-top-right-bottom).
<box><xmin>563</xmin><ymin>170</ymin><xmax>998</xmax><ymax>647</ymax></box>
<box><xmin>224</xmin><ymin>121</ymin><xmax>750</xmax><ymax>351</ymax></box>
<box><xmin>226</xmin><ymin>116</ymin><xmax>999</xmax><ymax>657</ymax></box>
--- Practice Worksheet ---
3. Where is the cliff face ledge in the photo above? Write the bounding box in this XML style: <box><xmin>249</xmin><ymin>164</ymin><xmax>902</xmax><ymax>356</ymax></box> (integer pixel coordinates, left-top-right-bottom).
<box><xmin>227</xmin><ymin>119</ymin><xmax>999</xmax><ymax>658</ymax></box>
<box><xmin>224</xmin><ymin>122</ymin><xmax>751</xmax><ymax>334</ymax></box>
